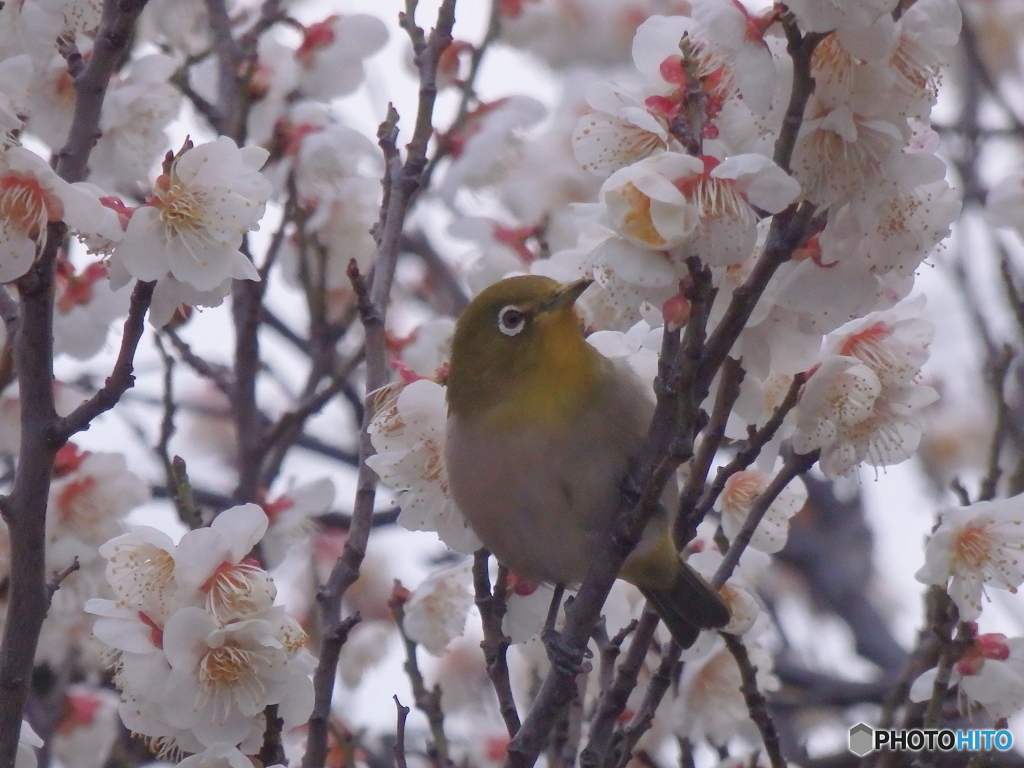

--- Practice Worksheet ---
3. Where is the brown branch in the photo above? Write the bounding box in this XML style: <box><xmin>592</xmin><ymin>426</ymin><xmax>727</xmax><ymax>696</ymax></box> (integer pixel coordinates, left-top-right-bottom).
<box><xmin>473</xmin><ymin>552</ymin><xmax>521</xmax><ymax>737</ymax></box>
<box><xmin>0</xmin><ymin>4</ymin><xmax>152</xmax><ymax>756</ymax></box>
<box><xmin>685</xmin><ymin>374</ymin><xmax>805</xmax><ymax>535</ymax></box>
<box><xmin>164</xmin><ymin>327</ymin><xmax>233</xmax><ymax>395</ymax></box>
<box><xmin>580</xmin><ymin>608</ymin><xmax>660</xmax><ymax>768</ymax></box>
<box><xmin>615</xmin><ymin>641</ymin><xmax>682</xmax><ymax>768</ymax></box>
<box><xmin>723</xmin><ymin>634</ymin><xmax>786</xmax><ymax>768</ymax></box>
<box><xmin>674</xmin><ymin>356</ymin><xmax>745</xmax><ymax>544</ymax></box>
<box><xmin>204</xmin><ymin>0</ymin><xmax>243</xmax><ymax>138</ymax></box>
<box><xmin>302</xmin><ymin>4</ymin><xmax>457</xmax><ymax>767</ymax></box>
<box><xmin>394</xmin><ymin>696</ymin><xmax>411</xmax><ymax>768</ymax></box>
<box><xmin>303</xmin><ymin>611</ymin><xmax>361</xmax><ymax>768</ymax></box>
<box><xmin>52</xmin><ymin>280</ymin><xmax>155</xmax><ymax>442</ymax></box>
<box><xmin>56</xmin><ymin>0</ymin><xmax>152</xmax><ymax>182</ymax></box>
<box><xmin>393</xmin><ymin>595</ymin><xmax>453</xmax><ymax>767</ymax></box>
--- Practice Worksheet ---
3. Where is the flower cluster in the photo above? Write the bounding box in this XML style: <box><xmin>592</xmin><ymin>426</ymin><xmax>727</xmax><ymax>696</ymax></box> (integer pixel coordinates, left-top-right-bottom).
<box><xmin>86</xmin><ymin>504</ymin><xmax>315</xmax><ymax>759</ymax></box>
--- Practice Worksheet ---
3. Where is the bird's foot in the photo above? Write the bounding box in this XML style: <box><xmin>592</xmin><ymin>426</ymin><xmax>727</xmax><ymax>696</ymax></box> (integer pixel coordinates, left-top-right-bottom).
<box><xmin>541</xmin><ymin>626</ymin><xmax>590</xmax><ymax>677</ymax></box>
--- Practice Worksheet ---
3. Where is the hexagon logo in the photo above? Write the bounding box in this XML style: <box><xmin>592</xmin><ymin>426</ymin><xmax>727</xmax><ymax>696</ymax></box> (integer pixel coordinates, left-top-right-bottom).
<box><xmin>849</xmin><ymin>723</ymin><xmax>875</xmax><ymax>756</ymax></box>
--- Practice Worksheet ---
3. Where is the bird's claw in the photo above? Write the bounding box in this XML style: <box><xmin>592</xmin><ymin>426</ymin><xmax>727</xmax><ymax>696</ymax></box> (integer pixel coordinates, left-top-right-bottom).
<box><xmin>541</xmin><ymin>626</ymin><xmax>589</xmax><ymax>677</ymax></box>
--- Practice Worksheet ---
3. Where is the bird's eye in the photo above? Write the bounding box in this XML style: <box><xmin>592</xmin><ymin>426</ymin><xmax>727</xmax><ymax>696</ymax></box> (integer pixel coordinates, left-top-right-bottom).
<box><xmin>497</xmin><ymin>305</ymin><xmax>527</xmax><ymax>336</ymax></box>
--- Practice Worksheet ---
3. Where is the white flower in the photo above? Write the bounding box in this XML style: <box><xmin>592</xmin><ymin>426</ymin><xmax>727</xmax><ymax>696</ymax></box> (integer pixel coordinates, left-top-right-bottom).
<box><xmin>824</xmin><ymin>296</ymin><xmax>933</xmax><ymax>389</ymax></box>
<box><xmin>791</xmin><ymin>105</ymin><xmax>903</xmax><ymax>210</ymax></box>
<box><xmin>402</xmin><ymin>562</ymin><xmax>474</xmax><ymax>656</ymax></box>
<box><xmin>915</xmin><ymin>496</ymin><xmax>1024</xmax><ymax>621</ymax></box>
<box><xmin>599</xmin><ymin>152</ymin><xmax>799</xmax><ymax>265</ymax></box>
<box><xmin>296</xmin><ymin>14</ymin><xmax>388</xmax><ymax>100</ymax></box>
<box><xmin>910</xmin><ymin>634</ymin><xmax>1024</xmax><ymax>720</ymax></box>
<box><xmin>91</xmin><ymin>54</ymin><xmax>183</xmax><ymax>189</ymax></box>
<box><xmin>367</xmin><ymin>379</ymin><xmax>481</xmax><ymax>555</ymax></box>
<box><xmin>174</xmin><ymin>504</ymin><xmax>276</xmax><ymax>623</ymax></box>
<box><xmin>161</xmin><ymin>606</ymin><xmax>313</xmax><ymax>748</ymax></box>
<box><xmin>718</xmin><ymin>468</ymin><xmax>807</xmax><ymax>554</ymax></box>
<box><xmin>260</xmin><ymin>477</ymin><xmax>335</xmax><ymax>569</ymax></box>
<box><xmin>0</xmin><ymin>147</ymin><xmax>118</xmax><ymax>282</ymax></box>
<box><xmin>48</xmin><ymin>444</ymin><xmax>150</xmax><ymax>547</ymax></box>
<box><xmin>439</xmin><ymin>96</ymin><xmax>547</xmax><ymax>202</ymax></box>
<box><xmin>338</xmin><ymin>620</ymin><xmax>393</xmax><ymax>688</ymax></box>
<box><xmin>174</xmin><ymin>744</ymin><xmax>271</xmax><ymax>768</ymax></box>
<box><xmin>792</xmin><ymin>353</ymin><xmax>937</xmax><ymax>478</ymax></box>
<box><xmin>96</xmin><ymin>525</ymin><xmax>179</xmax><ymax>624</ymax></box>
<box><xmin>111</xmin><ymin>137</ymin><xmax>268</xmax><ymax>291</ymax></box>
<box><xmin>784</xmin><ymin>0</ymin><xmax>897</xmax><ymax>34</ymax></box>
<box><xmin>53</xmin><ymin>259</ymin><xmax>132</xmax><ymax>360</ymax></box>
<box><xmin>571</xmin><ymin>83</ymin><xmax>678</xmax><ymax>176</ymax></box>
<box><xmin>52</xmin><ymin>685</ymin><xmax>120</xmax><ymax>768</ymax></box>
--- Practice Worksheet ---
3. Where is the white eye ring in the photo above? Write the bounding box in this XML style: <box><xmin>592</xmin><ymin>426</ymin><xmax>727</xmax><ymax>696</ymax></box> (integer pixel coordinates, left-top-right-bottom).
<box><xmin>497</xmin><ymin>305</ymin><xmax>527</xmax><ymax>336</ymax></box>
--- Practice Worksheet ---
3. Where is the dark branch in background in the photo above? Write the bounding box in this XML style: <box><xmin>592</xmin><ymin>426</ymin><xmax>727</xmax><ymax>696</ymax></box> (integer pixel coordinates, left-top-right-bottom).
<box><xmin>0</xmin><ymin>1</ymin><xmax>152</xmax><ymax>763</ymax></box>
<box><xmin>302</xmin><ymin>3</ymin><xmax>457</xmax><ymax>767</ymax></box>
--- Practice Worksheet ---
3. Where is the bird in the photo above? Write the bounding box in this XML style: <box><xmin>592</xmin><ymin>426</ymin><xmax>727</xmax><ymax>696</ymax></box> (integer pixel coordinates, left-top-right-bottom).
<box><xmin>444</xmin><ymin>274</ymin><xmax>730</xmax><ymax>648</ymax></box>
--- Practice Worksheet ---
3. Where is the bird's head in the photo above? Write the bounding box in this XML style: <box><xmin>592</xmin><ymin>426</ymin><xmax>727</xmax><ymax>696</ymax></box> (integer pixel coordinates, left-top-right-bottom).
<box><xmin>446</xmin><ymin>275</ymin><xmax>597</xmax><ymax>423</ymax></box>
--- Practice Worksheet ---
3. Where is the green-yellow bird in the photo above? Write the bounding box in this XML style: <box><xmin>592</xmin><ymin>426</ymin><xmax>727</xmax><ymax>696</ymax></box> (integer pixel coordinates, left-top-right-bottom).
<box><xmin>445</xmin><ymin>274</ymin><xmax>729</xmax><ymax>647</ymax></box>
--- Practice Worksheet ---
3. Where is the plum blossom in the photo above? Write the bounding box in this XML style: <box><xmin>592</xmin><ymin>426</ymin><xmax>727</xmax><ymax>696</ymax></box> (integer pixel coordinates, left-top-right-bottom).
<box><xmin>296</xmin><ymin>14</ymin><xmax>388</xmax><ymax>100</ymax></box>
<box><xmin>784</xmin><ymin>0</ymin><xmax>897</xmax><ymax>34</ymax></box>
<box><xmin>0</xmin><ymin>147</ymin><xmax>121</xmax><ymax>282</ymax></box>
<box><xmin>174</xmin><ymin>503</ymin><xmax>276</xmax><ymax>623</ymax></box>
<box><xmin>793</xmin><ymin>298</ymin><xmax>937</xmax><ymax>477</ymax></box>
<box><xmin>175</xmin><ymin>743</ymin><xmax>280</xmax><ymax>768</ymax></box>
<box><xmin>259</xmin><ymin>477</ymin><xmax>335</xmax><ymax>569</ymax></box>
<box><xmin>161</xmin><ymin>606</ymin><xmax>314</xmax><ymax>748</ymax></box>
<box><xmin>915</xmin><ymin>495</ymin><xmax>1024</xmax><ymax>621</ymax></box>
<box><xmin>367</xmin><ymin>379</ymin><xmax>481</xmax><ymax>554</ymax></box>
<box><xmin>717</xmin><ymin>468</ymin><xmax>807</xmax><ymax>553</ymax></box>
<box><xmin>88</xmin><ymin>503</ymin><xmax>314</xmax><ymax>754</ymax></box>
<box><xmin>52</xmin><ymin>685</ymin><xmax>120</xmax><ymax>768</ymax></box>
<box><xmin>439</xmin><ymin>96</ymin><xmax>547</xmax><ymax>202</ymax></box>
<box><xmin>401</xmin><ymin>562</ymin><xmax>474</xmax><ymax>656</ymax></box>
<box><xmin>599</xmin><ymin>151</ymin><xmax>799</xmax><ymax>266</ymax></box>
<box><xmin>572</xmin><ymin>83</ymin><xmax>680</xmax><ymax>176</ymax></box>
<box><xmin>111</xmin><ymin>137</ymin><xmax>268</xmax><ymax>292</ymax></box>
<box><xmin>0</xmin><ymin>54</ymin><xmax>32</xmax><ymax>148</ymax></box>
<box><xmin>53</xmin><ymin>259</ymin><xmax>132</xmax><ymax>360</ymax></box>
<box><xmin>90</xmin><ymin>53</ymin><xmax>183</xmax><ymax>190</ymax></box>
<box><xmin>48</xmin><ymin>442</ymin><xmax>151</xmax><ymax>550</ymax></box>
<box><xmin>910</xmin><ymin>632</ymin><xmax>1024</xmax><ymax>719</ymax></box>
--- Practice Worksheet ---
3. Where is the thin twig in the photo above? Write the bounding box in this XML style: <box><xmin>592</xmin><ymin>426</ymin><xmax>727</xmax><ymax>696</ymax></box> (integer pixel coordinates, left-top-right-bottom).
<box><xmin>52</xmin><ymin>280</ymin><xmax>155</xmax><ymax>442</ymax></box>
<box><xmin>580</xmin><ymin>609</ymin><xmax>659</xmax><ymax>768</ymax></box>
<box><xmin>394</xmin><ymin>696</ymin><xmax>411</xmax><ymax>768</ymax></box>
<box><xmin>712</xmin><ymin>451</ymin><xmax>819</xmax><ymax>589</ymax></box>
<box><xmin>473</xmin><ymin>552</ymin><xmax>521</xmax><ymax>737</ymax></box>
<box><xmin>724</xmin><ymin>634</ymin><xmax>786</xmax><ymax>768</ymax></box>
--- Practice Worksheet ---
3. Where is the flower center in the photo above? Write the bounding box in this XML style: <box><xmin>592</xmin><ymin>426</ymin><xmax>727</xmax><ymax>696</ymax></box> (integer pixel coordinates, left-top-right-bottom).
<box><xmin>0</xmin><ymin>172</ymin><xmax>62</xmax><ymax>238</ymax></box>
<box><xmin>952</xmin><ymin>524</ymin><xmax>995</xmax><ymax>571</ymax></box>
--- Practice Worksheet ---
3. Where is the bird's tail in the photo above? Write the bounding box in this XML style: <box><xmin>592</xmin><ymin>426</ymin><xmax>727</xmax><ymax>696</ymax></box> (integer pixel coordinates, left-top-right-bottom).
<box><xmin>639</xmin><ymin>562</ymin><xmax>730</xmax><ymax>648</ymax></box>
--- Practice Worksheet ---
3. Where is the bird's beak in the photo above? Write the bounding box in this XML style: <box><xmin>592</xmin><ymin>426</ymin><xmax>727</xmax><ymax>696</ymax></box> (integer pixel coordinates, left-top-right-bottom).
<box><xmin>542</xmin><ymin>278</ymin><xmax>594</xmax><ymax>313</ymax></box>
